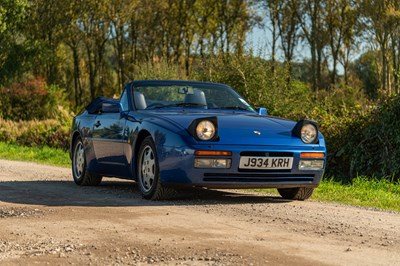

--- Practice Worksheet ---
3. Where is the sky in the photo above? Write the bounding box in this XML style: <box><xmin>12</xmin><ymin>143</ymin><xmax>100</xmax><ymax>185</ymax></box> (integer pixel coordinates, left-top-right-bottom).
<box><xmin>247</xmin><ymin>24</ymin><xmax>275</xmax><ymax>59</ymax></box>
<box><xmin>247</xmin><ymin>21</ymin><xmax>346</xmax><ymax>75</ymax></box>
<box><xmin>246</xmin><ymin>19</ymin><xmax>310</xmax><ymax>62</ymax></box>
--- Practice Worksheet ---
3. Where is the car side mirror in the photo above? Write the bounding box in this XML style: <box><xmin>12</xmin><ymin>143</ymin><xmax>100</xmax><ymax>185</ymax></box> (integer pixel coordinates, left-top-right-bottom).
<box><xmin>256</xmin><ymin>107</ymin><xmax>268</xmax><ymax>116</ymax></box>
<box><xmin>101</xmin><ymin>102</ymin><xmax>121</xmax><ymax>113</ymax></box>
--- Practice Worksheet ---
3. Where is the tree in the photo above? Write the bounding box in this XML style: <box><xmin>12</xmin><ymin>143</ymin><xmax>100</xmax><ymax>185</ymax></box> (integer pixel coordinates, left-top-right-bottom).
<box><xmin>339</xmin><ymin>1</ymin><xmax>361</xmax><ymax>86</ymax></box>
<box><xmin>193</xmin><ymin>0</ymin><xmax>218</xmax><ymax>59</ymax></box>
<box><xmin>354</xmin><ymin>50</ymin><xmax>380</xmax><ymax>98</ymax></box>
<box><xmin>326</xmin><ymin>0</ymin><xmax>353</xmax><ymax>86</ymax></box>
<box><xmin>263</xmin><ymin>0</ymin><xmax>280</xmax><ymax>73</ymax></box>
<box><xmin>295</xmin><ymin>0</ymin><xmax>329</xmax><ymax>90</ymax></box>
<box><xmin>0</xmin><ymin>0</ymin><xmax>28</xmax><ymax>84</ymax></box>
<box><xmin>26</xmin><ymin>0</ymin><xmax>69</xmax><ymax>84</ymax></box>
<box><xmin>359</xmin><ymin>0</ymin><xmax>400</xmax><ymax>95</ymax></box>
<box><xmin>216</xmin><ymin>0</ymin><xmax>252</xmax><ymax>55</ymax></box>
<box><xmin>276</xmin><ymin>0</ymin><xmax>300</xmax><ymax>84</ymax></box>
<box><xmin>387</xmin><ymin>2</ymin><xmax>400</xmax><ymax>94</ymax></box>
<box><xmin>80</xmin><ymin>0</ymin><xmax>110</xmax><ymax>99</ymax></box>
<box><xmin>107</xmin><ymin>0</ymin><xmax>138</xmax><ymax>92</ymax></box>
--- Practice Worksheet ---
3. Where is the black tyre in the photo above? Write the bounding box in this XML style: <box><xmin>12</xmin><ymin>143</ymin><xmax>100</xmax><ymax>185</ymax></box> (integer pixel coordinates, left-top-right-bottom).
<box><xmin>137</xmin><ymin>136</ymin><xmax>176</xmax><ymax>200</ymax></box>
<box><xmin>72</xmin><ymin>137</ymin><xmax>102</xmax><ymax>186</ymax></box>
<box><xmin>277</xmin><ymin>187</ymin><xmax>314</xmax><ymax>200</ymax></box>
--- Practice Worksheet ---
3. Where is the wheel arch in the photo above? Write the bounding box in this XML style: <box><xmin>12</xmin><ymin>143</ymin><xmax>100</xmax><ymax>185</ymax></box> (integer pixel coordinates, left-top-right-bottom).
<box><xmin>70</xmin><ymin>131</ymin><xmax>81</xmax><ymax>159</ymax></box>
<box><xmin>132</xmin><ymin>129</ymin><xmax>152</xmax><ymax>180</ymax></box>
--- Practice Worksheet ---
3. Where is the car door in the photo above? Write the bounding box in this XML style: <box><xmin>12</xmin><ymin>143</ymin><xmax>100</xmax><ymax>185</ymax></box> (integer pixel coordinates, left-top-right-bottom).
<box><xmin>91</xmin><ymin>102</ymin><xmax>128</xmax><ymax>177</ymax></box>
<box><xmin>121</xmin><ymin>86</ymin><xmax>145</xmax><ymax>179</ymax></box>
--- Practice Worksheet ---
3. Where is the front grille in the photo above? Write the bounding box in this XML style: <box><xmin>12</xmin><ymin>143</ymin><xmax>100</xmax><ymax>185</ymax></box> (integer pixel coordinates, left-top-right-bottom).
<box><xmin>203</xmin><ymin>173</ymin><xmax>314</xmax><ymax>183</ymax></box>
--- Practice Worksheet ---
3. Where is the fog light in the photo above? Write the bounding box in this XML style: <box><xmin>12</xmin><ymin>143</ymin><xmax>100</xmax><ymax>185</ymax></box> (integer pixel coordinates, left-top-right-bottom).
<box><xmin>299</xmin><ymin>160</ymin><xmax>324</xmax><ymax>170</ymax></box>
<box><xmin>194</xmin><ymin>158</ymin><xmax>231</xmax><ymax>168</ymax></box>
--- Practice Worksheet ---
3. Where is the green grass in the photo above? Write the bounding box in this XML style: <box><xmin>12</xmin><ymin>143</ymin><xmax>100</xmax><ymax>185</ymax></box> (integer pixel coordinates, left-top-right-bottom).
<box><xmin>1</xmin><ymin>142</ymin><xmax>399</xmax><ymax>212</ymax></box>
<box><xmin>0</xmin><ymin>142</ymin><xmax>70</xmax><ymax>167</ymax></box>
<box><xmin>257</xmin><ymin>177</ymin><xmax>400</xmax><ymax>212</ymax></box>
<box><xmin>313</xmin><ymin>177</ymin><xmax>400</xmax><ymax>212</ymax></box>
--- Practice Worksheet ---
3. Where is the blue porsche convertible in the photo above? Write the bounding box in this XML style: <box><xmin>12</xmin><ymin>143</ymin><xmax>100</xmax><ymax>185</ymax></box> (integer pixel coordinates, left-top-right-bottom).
<box><xmin>70</xmin><ymin>80</ymin><xmax>326</xmax><ymax>200</ymax></box>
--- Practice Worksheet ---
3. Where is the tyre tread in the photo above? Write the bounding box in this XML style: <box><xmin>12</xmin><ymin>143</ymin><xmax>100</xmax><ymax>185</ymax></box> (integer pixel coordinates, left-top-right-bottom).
<box><xmin>72</xmin><ymin>137</ymin><xmax>102</xmax><ymax>186</ymax></box>
<box><xmin>138</xmin><ymin>137</ymin><xmax>176</xmax><ymax>201</ymax></box>
<box><xmin>151</xmin><ymin>181</ymin><xmax>177</xmax><ymax>200</ymax></box>
<box><xmin>277</xmin><ymin>187</ymin><xmax>314</xmax><ymax>201</ymax></box>
<box><xmin>81</xmin><ymin>171</ymin><xmax>102</xmax><ymax>186</ymax></box>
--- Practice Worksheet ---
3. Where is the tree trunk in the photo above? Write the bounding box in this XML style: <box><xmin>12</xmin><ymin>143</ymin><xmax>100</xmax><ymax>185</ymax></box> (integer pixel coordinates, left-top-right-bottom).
<box><xmin>271</xmin><ymin>17</ymin><xmax>277</xmax><ymax>75</ymax></box>
<box><xmin>396</xmin><ymin>45</ymin><xmax>400</xmax><ymax>94</ymax></box>
<box><xmin>72</xmin><ymin>45</ymin><xmax>82</xmax><ymax>108</ymax></box>
<box><xmin>331</xmin><ymin>56</ymin><xmax>337</xmax><ymax>86</ymax></box>
<box><xmin>310</xmin><ymin>41</ymin><xmax>317</xmax><ymax>91</ymax></box>
<box><xmin>86</xmin><ymin>46</ymin><xmax>96</xmax><ymax>100</ymax></box>
<box><xmin>381</xmin><ymin>46</ymin><xmax>387</xmax><ymax>93</ymax></box>
<box><xmin>317</xmin><ymin>47</ymin><xmax>322</xmax><ymax>89</ymax></box>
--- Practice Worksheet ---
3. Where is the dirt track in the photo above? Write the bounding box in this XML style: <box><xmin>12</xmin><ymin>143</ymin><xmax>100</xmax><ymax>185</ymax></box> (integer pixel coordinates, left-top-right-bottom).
<box><xmin>0</xmin><ymin>159</ymin><xmax>399</xmax><ymax>265</ymax></box>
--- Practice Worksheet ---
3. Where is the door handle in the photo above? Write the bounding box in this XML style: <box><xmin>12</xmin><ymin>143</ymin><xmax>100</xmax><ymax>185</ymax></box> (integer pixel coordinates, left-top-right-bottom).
<box><xmin>94</xmin><ymin>121</ymin><xmax>101</xmax><ymax>127</ymax></box>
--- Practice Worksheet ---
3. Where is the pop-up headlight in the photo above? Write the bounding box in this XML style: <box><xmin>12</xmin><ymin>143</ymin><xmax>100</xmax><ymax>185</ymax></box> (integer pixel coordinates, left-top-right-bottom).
<box><xmin>292</xmin><ymin>119</ymin><xmax>319</xmax><ymax>144</ymax></box>
<box><xmin>188</xmin><ymin>117</ymin><xmax>219</xmax><ymax>141</ymax></box>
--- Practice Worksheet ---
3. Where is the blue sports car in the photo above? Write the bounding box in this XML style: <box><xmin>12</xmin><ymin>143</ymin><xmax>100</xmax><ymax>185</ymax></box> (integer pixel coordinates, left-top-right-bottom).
<box><xmin>70</xmin><ymin>80</ymin><xmax>326</xmax><ymax>200</ymax></box>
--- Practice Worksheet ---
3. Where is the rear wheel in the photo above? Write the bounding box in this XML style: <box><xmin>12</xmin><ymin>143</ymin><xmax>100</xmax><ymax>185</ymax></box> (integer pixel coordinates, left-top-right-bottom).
<box><xmin>137</xmin><ymin>136</ymin><xmax>176</xmax><ymax>200</ymax></box>
<box><xmin>72</xmin><ymin>138</ymin><xmax>102</xmax><ymax>186</ymax></box>
<box><xmin>277</xmin><ymin>187</ymin><xmax>314</xmax><ymax>200</ymax></box>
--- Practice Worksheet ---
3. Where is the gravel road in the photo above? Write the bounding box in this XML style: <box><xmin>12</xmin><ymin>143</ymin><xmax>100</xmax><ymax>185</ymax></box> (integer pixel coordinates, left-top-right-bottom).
<box><xmin>0</xmin><ymin>159</ymin><xmax>399</xmax><ymax>265</ymax></box>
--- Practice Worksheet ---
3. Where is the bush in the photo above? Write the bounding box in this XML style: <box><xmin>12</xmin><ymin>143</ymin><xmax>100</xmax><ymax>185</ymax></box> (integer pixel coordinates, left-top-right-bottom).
<box><xmin>301</xmin><ymin>85</ymin><xmax>374</xmax><ymax>180</ymax></box>
<box><xmin>193</xmin><ymin>55</ymin><xmax>314</xmax><ymax>118</ymax></box>
<box><xmin>0</xmin><ymin>117</ymin><xmax>70</xmax><ymax>150</ymax></box>
<box><xmin>0</xmin><ymin>77</ymin><xmax>66</xmax><ymax>120</ymax></box>
<box><xmin>0</xmin><ymin>77</ymin><xmax>71</xmax><ymax>150</ymax></box>
<box><xmin>343</xmin><ymin>96</ymin><xmax>400</xmax><ymax>180</ymax></box>
<box><xmin>134</xmin><ymin>61</ymin><xmax>186</xmax><ymax>81</ymax></box>
<box><xmin>318</xmin><ymin>94</ymin><xmax>400</xmax><ymax>181</ymax></box>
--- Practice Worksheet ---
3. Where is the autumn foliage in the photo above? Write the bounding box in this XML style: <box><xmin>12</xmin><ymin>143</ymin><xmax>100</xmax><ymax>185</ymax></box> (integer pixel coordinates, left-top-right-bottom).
<box><xmin>0</xmin><ymin>78</ymin><xmax>63</xmax><ymax>121</ymax></box>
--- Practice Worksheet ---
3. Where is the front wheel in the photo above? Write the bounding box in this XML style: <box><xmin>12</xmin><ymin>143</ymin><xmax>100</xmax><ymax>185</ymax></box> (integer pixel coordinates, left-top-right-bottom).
<box><xmin>72</xmin><ymin>137</ymin><xmax>102</xmax><ymax>186</ymax></box>
<box><xmin>277</xmin><ymin>187</ymin><xmax>314</xmax><ymax>200</ymax></box>
<box><xmin>137</xmin><ymin>136</ymin><xmax>176</xmax><ymax>200</ymax></box>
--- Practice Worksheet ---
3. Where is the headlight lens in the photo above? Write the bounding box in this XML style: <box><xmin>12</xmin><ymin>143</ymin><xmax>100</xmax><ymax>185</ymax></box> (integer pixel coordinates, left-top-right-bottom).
<box><xmin>301</xmin><ymin>124</ymin><xmax>317</xmax><ymax>144</ymax></box>
<box><xmin>196</xmin><ymin>120</ymin><xmax>216</xmax><ymax>140</ymax></box>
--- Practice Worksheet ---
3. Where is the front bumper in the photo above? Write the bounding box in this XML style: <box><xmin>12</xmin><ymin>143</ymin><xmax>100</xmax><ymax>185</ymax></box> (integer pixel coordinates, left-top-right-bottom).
<box><xmin>158</xmin><ymin>144</ymin><xmax>326</xmax><ymax>189</ymax></box>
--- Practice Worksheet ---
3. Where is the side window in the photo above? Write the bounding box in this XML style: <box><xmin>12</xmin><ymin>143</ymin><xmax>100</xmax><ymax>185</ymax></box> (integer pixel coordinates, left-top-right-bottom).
<box><xmin>120</xmin><ymin>89</ymin><xmax>129</xmax><ymax>112</ymax></box>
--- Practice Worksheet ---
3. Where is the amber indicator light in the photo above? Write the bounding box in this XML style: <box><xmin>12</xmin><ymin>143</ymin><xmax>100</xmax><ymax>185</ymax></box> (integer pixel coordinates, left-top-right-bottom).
<box><xmin>195</xmin><ymin>150</ymin><xmax>232</xmax><ymax>156</ymax></box>
<box><xmin>300</xmin><ymin>152</ymin><xmax>325</xmax><ymax>158</ymax></box>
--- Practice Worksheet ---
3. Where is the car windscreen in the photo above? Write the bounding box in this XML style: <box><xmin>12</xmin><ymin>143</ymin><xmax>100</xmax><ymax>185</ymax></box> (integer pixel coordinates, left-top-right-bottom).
<box><xmin>133</xmin><ymin>83</ymin><xmax>256</xmax><ymax>112</ymax></box>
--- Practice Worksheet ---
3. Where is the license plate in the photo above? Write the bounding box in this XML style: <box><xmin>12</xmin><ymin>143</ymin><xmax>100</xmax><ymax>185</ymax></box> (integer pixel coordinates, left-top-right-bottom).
<box><xmin>239</xmin><ymin>156</ymin><xmax>293</xmax><ymax>170</ymax></box>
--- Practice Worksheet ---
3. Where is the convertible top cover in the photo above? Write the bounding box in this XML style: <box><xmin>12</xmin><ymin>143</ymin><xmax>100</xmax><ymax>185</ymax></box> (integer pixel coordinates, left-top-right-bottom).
<box><xmin>85</xmin><ymin>97</ymin><xmax>118</xmax><ymax>114</ymax></box>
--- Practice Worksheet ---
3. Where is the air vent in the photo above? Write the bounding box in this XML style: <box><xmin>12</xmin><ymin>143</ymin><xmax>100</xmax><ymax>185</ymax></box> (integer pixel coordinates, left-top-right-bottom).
<box><xmin>203</xmin><ymin>173</ymin><xmax>314</xmax><ymax>183</ymax></box>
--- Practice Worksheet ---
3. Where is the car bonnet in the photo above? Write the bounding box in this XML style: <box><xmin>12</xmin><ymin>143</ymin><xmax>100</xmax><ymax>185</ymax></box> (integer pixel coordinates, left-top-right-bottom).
<box><xmin>150</xmin><ymin>111</ymin><xmax>315</xmax><ymax>146</ymax></box>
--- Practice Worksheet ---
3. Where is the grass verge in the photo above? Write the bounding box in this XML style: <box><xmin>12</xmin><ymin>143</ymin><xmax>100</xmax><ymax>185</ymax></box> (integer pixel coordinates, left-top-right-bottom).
<box><xmin>1</xmin><ymin>142</ymin><xmax>399</xmax><ymax>212</ymax></box>
<box><xmin>313</xmin><ymin>177</ymin><xmax>400</xmax><ymax>212</ymax></box>
<box><xmin>257</xmin><ymin>177</ymin><xmax>400</xmax><ymax>212</ymax></box>
<box><xmin>0</xmin><ymin>142</ymin><xmax>70</xmax><ymax>168</ymax></box>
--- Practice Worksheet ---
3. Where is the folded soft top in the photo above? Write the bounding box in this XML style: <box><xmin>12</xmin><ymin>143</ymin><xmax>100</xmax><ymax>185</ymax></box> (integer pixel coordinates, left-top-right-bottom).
<box><xmin>85</xmin><ymin>96</ymin><xmax>118</xmax><ymax>114</ymax></box>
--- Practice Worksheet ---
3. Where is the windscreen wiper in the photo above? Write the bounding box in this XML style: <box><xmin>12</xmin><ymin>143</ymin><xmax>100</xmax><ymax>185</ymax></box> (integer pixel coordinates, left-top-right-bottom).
<box><xmin>212</xmin><ymin>106</ymin><xmax>249</xmax><ymax>111</ymax></box>
<box><xmin>150</xmin><ymin>103</ymin><xmax>207</xmax><ymax>109</ymax></box>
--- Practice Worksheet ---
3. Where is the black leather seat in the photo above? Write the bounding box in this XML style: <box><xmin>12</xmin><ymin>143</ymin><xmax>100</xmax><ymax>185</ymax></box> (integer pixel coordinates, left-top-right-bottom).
<box><xmin>184</xmin><ymin>90</ymin><xmax>207</xmax><ymax>106</ymax></box>
<box><xmin>134</xmin><ymin>91</ymin><xmax>147</xmax><ymax>110</ymax></box>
